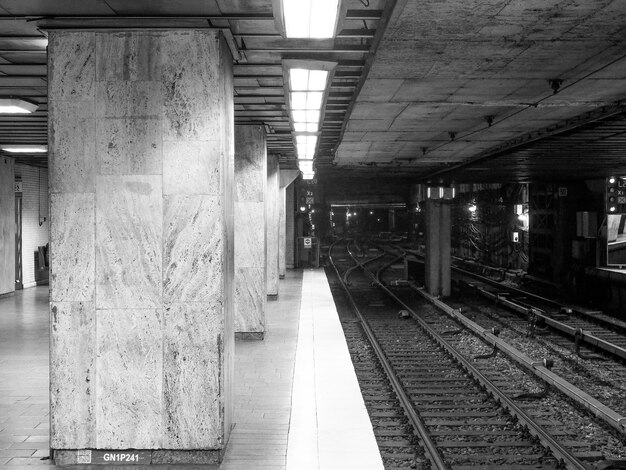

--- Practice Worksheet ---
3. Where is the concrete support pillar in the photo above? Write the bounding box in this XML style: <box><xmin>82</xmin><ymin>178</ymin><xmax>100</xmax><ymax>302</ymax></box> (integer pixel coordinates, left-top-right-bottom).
<box><xmin>234</xmin><ymin>125</ymin><xmax>266</xmax><ymax>339</ymax></box>
<box><xmin>48</xmin><ymin>30</ymin><xmax>234</xmax><ymax>464</ymax></box>
<box><xmin>408</xmin><ymin>184</ymin><xmax>420</xmax><ymax>242</ymax></box>
<box><xmin>424</xmin><ymin>200</ymin><xmax>451</xmax><ymax>297</ymax></box>
<box><xmin>266</xmin><ymin>155</ymin><xmax>279</xmax><ymax>299</ymax></box>
<box><xmin>388</xmin><ymin>209</ymin><xmax>396</xmax><ymax>232</ymax></box>
<box><xmin>286</xmin><ymin>183</ymin><xmax>296</xmax><ymax>269</ymax></box>
<box><xmin>279</xmin><ymin>187</ymin><xmax>286</xmax><ymax>279</ymax></box>
<box><xmin>0</xmin><ymin>157</ymin><xmax>15</xmax><ymax>296</ymax></box>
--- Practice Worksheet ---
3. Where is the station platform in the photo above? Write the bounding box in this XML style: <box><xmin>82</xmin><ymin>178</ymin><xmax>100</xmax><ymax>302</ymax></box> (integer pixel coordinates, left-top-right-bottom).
<box><xmin>0</xmin><ymin>269</ymin><xmax>383</xmax><ymax>470</ymax></box>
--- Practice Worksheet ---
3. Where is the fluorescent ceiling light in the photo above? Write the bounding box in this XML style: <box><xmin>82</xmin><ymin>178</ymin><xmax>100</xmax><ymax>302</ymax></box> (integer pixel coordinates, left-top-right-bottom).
<box><xmin>290</xmin><ymin>69</ymin><xmax>309</xmax><ymax>91</ymax></box>
<box><xmin>299</xmin><ymin>160</ymin><xmax>314</xmax><ymax>173</ymax></box>
<box><xmin>1</xmin><ymin>144</ymin><xmax>48</xmax><ymax>153</ymax></box>
<box><xmin>289</xmin><ymin>69</ymin><xmax>329</xmax><ymax>92</ymax></box>
<box><xmin>0</xmin><ymin>99</ymin><xmax>38</xmax><ymax>114</ymax></box>
<box><xmin>308</xmin><ymin>71</ymin><xmax>328</xmax><ymax>91</ymax></box>
<box><xmin>306</xmin><ymin>110</ymin><xmax>320</xmax><ymax>123</ymax></box>
<box><xmin>307</xmin><ymin>92</ymin><xmax>323</xmax><ymax>109</ymax></box>
<box><xmin>290</xmin><ymin>110</ymin><xmax>322</xmax><ymax>126</ymax></box>
<box><xmin>292</xmin><ymin>110</ymin><xmax>307</xmax><ymax>123</ymax></box>
<box><xmin>294</xmin><ymin>122</ymin><xmax>319</xmax><ymax>132</ymax></box>
<box><xmin>291</xmin><ymin>92</ymin><xmax>308</xmax><ymax>109</ymax></box>
<box><xmin>296</xmin><ymin>135</ymin><xmax>318</xmax><ymax>159</ymax></box>
<box><xmin>296</xmin><ymin>135</ymin><xmax>318</xmax><ymax>147</ymax></box>
<box><xmin>287</xmin><ymin>67</ymin><xmax>331</xmax><ymax>162</ymax></box>
<box><xmin>290</xmin><ymin>91</ymin><xmax>324</xmax><ymax>110</ymax></box>
<box><xmin>283</xmin><ymin>0</ymin><xmax>340</xmax><ymax>39</ymax></box>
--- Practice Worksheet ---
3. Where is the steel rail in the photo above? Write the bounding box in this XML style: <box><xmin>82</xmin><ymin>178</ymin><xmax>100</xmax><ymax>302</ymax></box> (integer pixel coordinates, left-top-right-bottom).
<box><xmin>451</xmin><ymin>261</ymin><xmax>626</xmax><ymax>335</ymax></box>
<box><xmin>343</xmin><ymin>240</ymin><xmax>387</xmax><ymax>285</ymax></box>
<box><xmin>412</xmin><ymin>284</ymin><xmax>626</xmax><ymax>436</ymax></box>
<box><xmin>379</xmin><ymin>243</ymin><xmax>626</xmax><ymax>434</ymax></box>
<box><xmin>477</xmin><ymin>287</ymin><xmax>626</xmax><ymax>362</ymax></box>
<box><xmin>349</xmin><ymin>248</ymin><xmax>589</xmax><ymax>470</ymax></box>
<box><xmin>391</xmin><ymin>244</ymin><xmax>626</xmax><ymax>361</ymax></box>
<box><xmin>372</xmin><ymin>243</ymin><xmax>409</xmax><ymax>283</ymax></box>
<box><xmin>374</xmin><ymin>255</ymin><xmax>404</xmax><ymax>283</ymax></box>
<box><xmin>329</xmin><ymin>239</ymin><xmax>448</xmax><ymax>470</ymax></box>
<box><xmin>345</xmin><ymin>240</ymin><xmax>403</xmax><ymax>284</ymax></box>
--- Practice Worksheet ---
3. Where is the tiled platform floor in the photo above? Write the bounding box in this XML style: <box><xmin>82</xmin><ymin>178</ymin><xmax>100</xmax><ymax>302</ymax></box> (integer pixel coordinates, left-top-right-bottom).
<box><xmin>0</xmin><ymin>269</ymin><xmax>382</xmax><ymax>469</ymax></box>
<box><xmin>0</xmin><ymin>286</ymin><xmax>50</xmax><ymax>468</ymax></box>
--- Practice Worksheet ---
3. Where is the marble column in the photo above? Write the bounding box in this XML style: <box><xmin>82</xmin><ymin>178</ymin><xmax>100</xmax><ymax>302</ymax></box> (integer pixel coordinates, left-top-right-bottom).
<box><xmin>48</xmin><ymin>30</ymin><xmax>234</xmax><ymax>465</ymax></box>
<box><xmin>286</xmin><ymin>183</ymin><xmax>296</xmax><ymax>269</ymax></box>
<box><xmin>234</xmin><ymin>125</ymin><xmax>266</xmax><ymax>339</ymax></box>
<box><xmin>278</xmin><ymin>170</ymin><xmax>299</xmax><ymax>278</ymax></box>
<box><xmin>0</xmin><ymin>156</ymin><xmax>15</xmax><ymax>296</ymax></box>
<box><xmin>279</xmin><ymin>187</ymin><xmax>286</xmax><ymax>279</ymax></box>
<box><xmin>266</xmin><ymin>155</ymin><xmax>279</xmax><ymax>299</ymax></box>
<box><xmin>424</xmin><ymin>200</ymin><xmax>451</xmax><ymax>297</ymax></box>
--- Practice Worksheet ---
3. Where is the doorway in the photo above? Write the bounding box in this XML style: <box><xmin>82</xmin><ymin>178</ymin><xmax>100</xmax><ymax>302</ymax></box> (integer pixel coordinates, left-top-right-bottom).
<box><xmin>15</xmin><ymin>194</ymin><xmax>22</xmax><ymax>290</ymax></box>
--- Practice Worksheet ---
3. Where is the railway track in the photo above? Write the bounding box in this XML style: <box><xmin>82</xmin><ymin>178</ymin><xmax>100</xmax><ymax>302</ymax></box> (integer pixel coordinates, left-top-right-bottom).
<box><xmin>328</xmin><ymin>239</ymin><xmax>626</xmax><ymax>470</ymax></box>
<box><xmin>371</xmin><ymin>243</ymin><xmax>626</xmax><ymax>430</ymax></box>
<box><xmin>395</xmin><ymin>244</ymin><xmax>626</xmax><ymax>362</ymax></box>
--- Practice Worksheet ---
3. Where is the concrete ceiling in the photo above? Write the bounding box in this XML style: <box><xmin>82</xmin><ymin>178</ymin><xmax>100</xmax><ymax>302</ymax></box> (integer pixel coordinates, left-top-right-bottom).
<box><xmin>333</xmin><ymin>0</ymin><xmax>626</xmax><ymax>182</ymax></box>
<box><xmin>1</xmin><ymin>0</ymin><xmax>626</xmax><ymax>184</ymax></box>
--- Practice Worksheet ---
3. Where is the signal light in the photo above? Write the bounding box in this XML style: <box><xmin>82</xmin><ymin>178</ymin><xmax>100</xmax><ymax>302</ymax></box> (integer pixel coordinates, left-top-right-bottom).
<box><xmin>606</xmin><ymin>176</ymin><xmax>622</xmax><ymax>214</ymax></box>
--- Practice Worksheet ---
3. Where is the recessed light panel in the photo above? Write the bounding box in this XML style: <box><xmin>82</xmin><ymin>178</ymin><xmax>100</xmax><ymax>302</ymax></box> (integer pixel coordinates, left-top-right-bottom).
<box><xmin>287</xmin><ymin>67</ymin><xmax>332</xmax><ymax>180</ymax></box>
<box><xmin>0</xmin><ymin>99</ymin><xmax>38</xmax><ymax>114</ymax></box>
<box><xmin>1</xmin><ymin>144</ymin><xmax>48</xmax><ymax>153</ymax></box>
<box><xmin>283</xmin><ymin>0</ymin><xmax>341</xmax><ymax>39</ymax></box>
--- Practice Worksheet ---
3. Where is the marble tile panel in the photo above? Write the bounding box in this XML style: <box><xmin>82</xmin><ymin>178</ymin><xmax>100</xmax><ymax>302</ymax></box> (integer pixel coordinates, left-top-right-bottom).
<box><xmin>48</xmin><ymin>32</ymin><xmax>95</xmax><ymax>101</ymax></box>
<box><xmin>96</xmin><ymin>32</ymin><xmax>162</xmax><ymax>82</ymax></box>
<box><xmin>0</xmin><ymin>156</ymin><xmax>13</xmax><ymax>194</ymax></box>
<box><xmin>96</xmin><ymin>118</ymin><xmax>162</xmax><ymax>175</ymax></box>
<box><xmin>96</xmin><ymin>175</ymin><xmax>162</xmax><ymax>309</ymax></box>
<box><xmin>234</xmin><ymin>126</ymin><xmax>265</xmax><ymax>203</ymax></box>
<box><xmin>0</xmin><ymin>191</ymin><xmax>14</xmax><ymax>295</ymax></box>
<box><xmin>234</xmin><ymin>267</ymin><xmax>265</xmax><ymax>334</ymax></box>
<box><xmin>266</xmin><ymin>157</ymin><xmax>280</xmax><ymax>296</ymax></box>
<box><xmin>152</xmin><ymin>450</ymin><xmax>221</xmax><ymax>464</ymax></box>
<box><xmin>96</xmin><ymin>308</ymin><xmax>163</xmax><ymax>449</ymax></box>
<box><xmin>0</xmin><ymin>157</ymin><xmax>14</xmax><ymax>295</ymax></box>
<box><xmin>50</xmin><ymin>301</ymin><xmax>95</xmax><ymax>449</ymax></box>
<box><xmin>234</xmin><ymin>202</ymin><xmax>265</xmax><ymax>269</ymax></box>
<box><xmin>50</xmin><ymin>193</ymin><xmax>95</xmax><ymax>302</ymax></box>
<box><xmin>286</xmin><ymin>183</ymin><xmax>296</xmax><ymax>269</ymax></box>
<box><xmin>160</xmin><ymin>31</ymin><xmax>222</xmax><ymax>141</ymax></box>
<box><xmin>163</xmin><ymin>303</ymin><xmax>224</xmax><ymax>449</ymax></box>
<box><xmin>162</xmin><ymin>140</ymin><xmax>221</xmax><ymax>195</ymax></box>
<box><xmin>218</xmin><ymin>33</ymin><xmax>235</xmax><ymax>439</ymax></box>
<box><xmin>95</xmin><ymin>81</ymin><xmax>162</xmax><ymax>118</ymax></box>
<box><xmin>163</xmin><ymin>195</ymin><xmax>223</xmax><ymax>303</ymax></box>
<box><xmin>49</xmin><ymin>100</ymin><xmax>96</xmax><ymax>193</ymax></box>
<box><xmin>279</xmin><ymin>188</ymin><xmax>286</xmax><ymax>277</ymax></box>
<box><xmin>222</xmin><ymin>130</ymin><xmax>235</xmax><ymax>439</ymax></box>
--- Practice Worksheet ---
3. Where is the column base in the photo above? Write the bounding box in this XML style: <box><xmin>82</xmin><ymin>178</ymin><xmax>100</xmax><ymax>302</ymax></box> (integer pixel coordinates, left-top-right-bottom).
<box><xmin>235</xmin><ymin>331</ymin><xmax>264</xmax><ymax>341</ymax></box>
<box><xmin>52</xmin><ymin>449</ymin><xmax>223</xmax><ymax>466</ymax></box>
<box><xmin>267</xmin><ymin>294</ymin><xmax>278</xmax><ymax>301</ymax></box>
